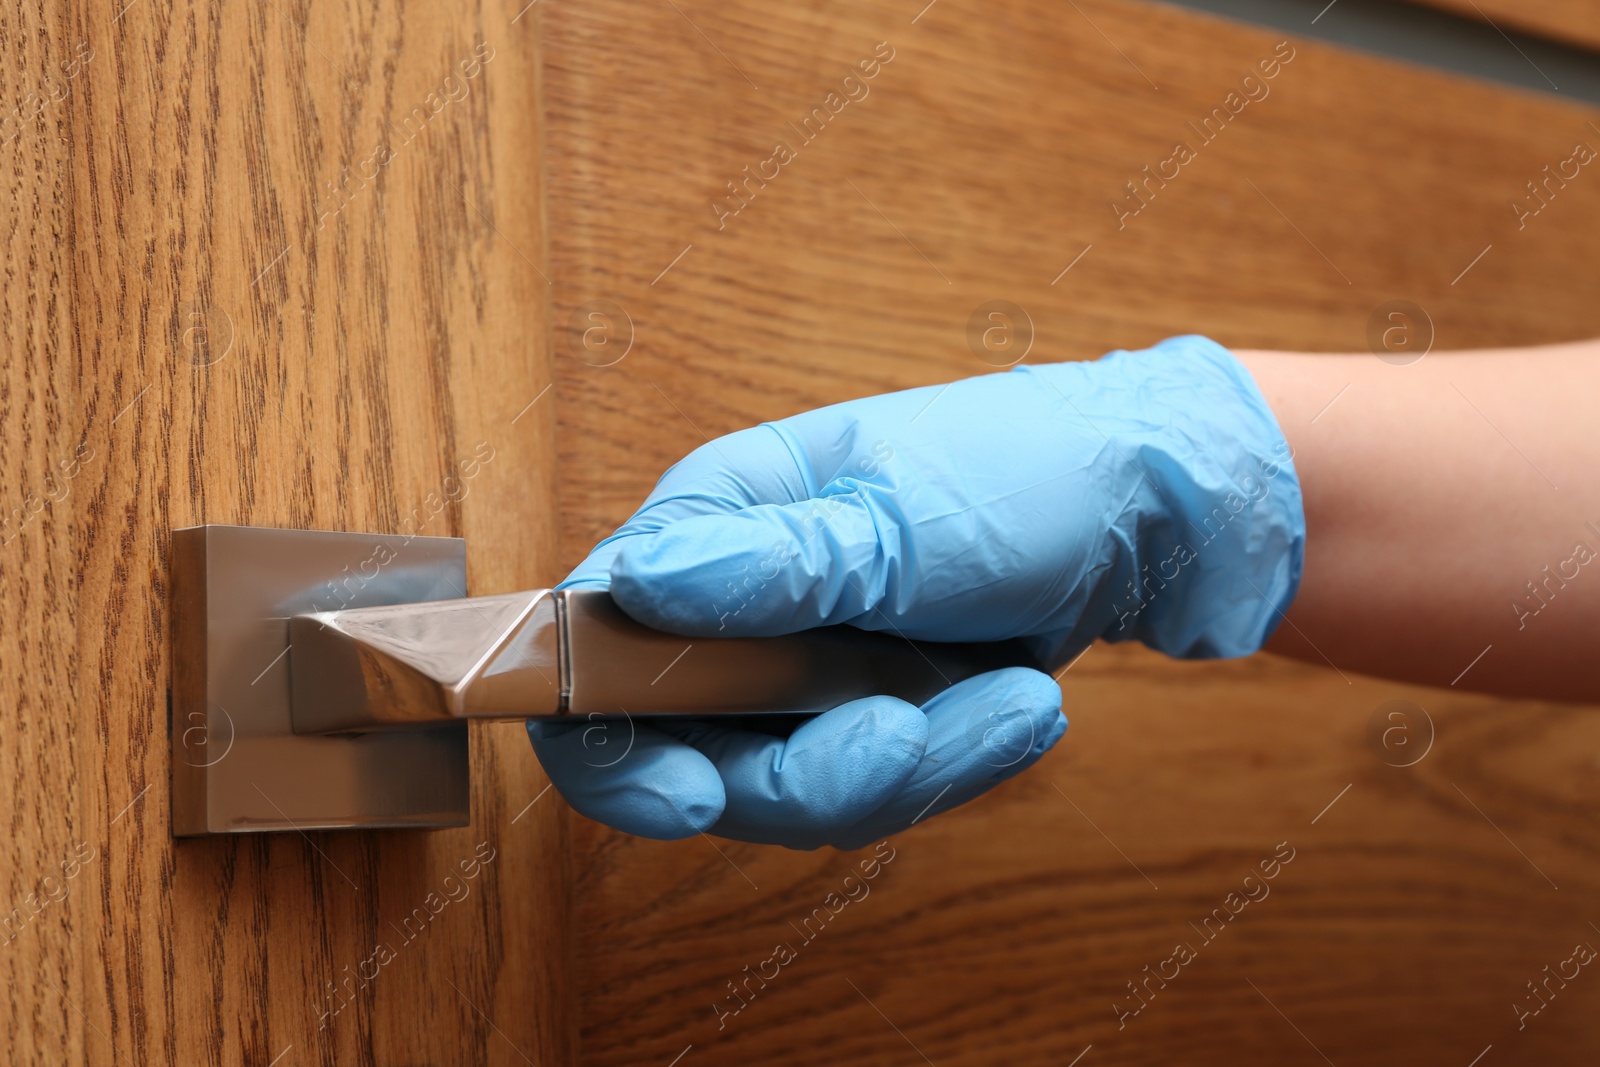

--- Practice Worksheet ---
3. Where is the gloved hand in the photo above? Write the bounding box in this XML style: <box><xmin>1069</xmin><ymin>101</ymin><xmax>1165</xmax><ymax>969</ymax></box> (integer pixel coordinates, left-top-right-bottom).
<box><xmin>530</xmin><ymin>335</ymin><xmax>1304</xmax><ymax>850</ymax></box>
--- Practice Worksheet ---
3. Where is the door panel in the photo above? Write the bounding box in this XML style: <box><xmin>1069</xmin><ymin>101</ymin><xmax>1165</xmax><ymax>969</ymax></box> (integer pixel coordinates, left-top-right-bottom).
<box><xmin>545</xmin><ymin>2</ymin><xmax>1600</xmax><ymax>1064</ymax></box>
<box><xmin>5</xmin><ymin>1</ymin><xmax>569</xmax><ymax>1064</ymax></box>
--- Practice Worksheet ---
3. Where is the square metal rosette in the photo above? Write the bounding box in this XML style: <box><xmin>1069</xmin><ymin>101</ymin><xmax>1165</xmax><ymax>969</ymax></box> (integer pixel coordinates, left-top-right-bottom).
<box><xmin>169</xmin><ymin>525</ymin><xmax>470</xmax><ymax>836</ymax></box>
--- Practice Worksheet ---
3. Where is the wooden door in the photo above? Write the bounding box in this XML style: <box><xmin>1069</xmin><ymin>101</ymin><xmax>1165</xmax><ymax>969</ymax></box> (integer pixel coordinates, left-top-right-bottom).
<box><xmin>9</xmin><ymin>0</ymin><xmax>1600</xmax><ymax>1064</ymax></box>
<box><xmin>544</xmin><ymin>2</ymin><xmax>1600</xmax><ymax>1065</ymax></box>
<box><xmin>3</xmin><ymin>1</ymin><xmax>570</xmax><ymax>1064</ymax></box>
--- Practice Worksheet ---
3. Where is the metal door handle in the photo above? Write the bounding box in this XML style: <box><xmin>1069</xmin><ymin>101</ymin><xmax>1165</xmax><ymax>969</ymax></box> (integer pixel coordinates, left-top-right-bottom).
<box><xmin>288</xmin><ymin>588</ymin><xmax>1036</xmax><ymax>734</ymax></box>
<box><xmin>170</xmin><ymin>524</ymin><xmax>1036</xmax><ymax>835</ymax></box>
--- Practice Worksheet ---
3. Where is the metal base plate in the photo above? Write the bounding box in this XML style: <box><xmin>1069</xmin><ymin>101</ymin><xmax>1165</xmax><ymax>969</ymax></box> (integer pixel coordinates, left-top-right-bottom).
<box><xmin>170</xmin><ymin>525</ymin><xmax>470</xmax><ymax>836</ymax></box>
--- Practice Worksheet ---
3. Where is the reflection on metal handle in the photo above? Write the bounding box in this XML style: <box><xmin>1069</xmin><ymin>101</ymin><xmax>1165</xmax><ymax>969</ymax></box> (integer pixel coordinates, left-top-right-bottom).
<box><xmin>289</xmin><ymin>588</ymin><xmax>1038</xmax><ymax>734</ymax></box>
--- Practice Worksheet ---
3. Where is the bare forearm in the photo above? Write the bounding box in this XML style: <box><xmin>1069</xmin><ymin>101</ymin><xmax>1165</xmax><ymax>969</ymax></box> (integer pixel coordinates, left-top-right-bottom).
<box><xmin>1235</xmin><ymin>340</ymin><xmax>1600</xmax><ymax>703</ymax></box>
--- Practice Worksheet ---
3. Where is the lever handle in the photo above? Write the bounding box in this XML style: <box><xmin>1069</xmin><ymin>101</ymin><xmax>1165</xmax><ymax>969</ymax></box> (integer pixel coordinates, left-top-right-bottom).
<box><xmin>289</xmin><ymin>588</ymin><xmax>1039</xmax><ymax>734</ymax></box>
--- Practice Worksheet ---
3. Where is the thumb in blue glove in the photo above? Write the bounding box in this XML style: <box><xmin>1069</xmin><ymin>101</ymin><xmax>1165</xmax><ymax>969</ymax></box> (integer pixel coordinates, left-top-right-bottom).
<box><xmin>531</xmin><ymin>335</ymin><xmax>1303</xmax><ymax>849</ymax></box>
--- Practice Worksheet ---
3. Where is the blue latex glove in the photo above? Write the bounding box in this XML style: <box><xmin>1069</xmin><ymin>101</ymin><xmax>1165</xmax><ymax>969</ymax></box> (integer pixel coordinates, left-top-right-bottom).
<box><xmin>530</xmin><ymin>336</ymin><xmax>1304</xmax><ymax>850</ymax></box>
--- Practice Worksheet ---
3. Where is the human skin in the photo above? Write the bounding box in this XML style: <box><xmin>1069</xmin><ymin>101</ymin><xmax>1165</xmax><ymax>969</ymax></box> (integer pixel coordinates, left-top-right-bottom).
<box><xmin>1234</xmin><ymin>340</ymin><xmax>1600</xmax><ymax>703</ymax></box>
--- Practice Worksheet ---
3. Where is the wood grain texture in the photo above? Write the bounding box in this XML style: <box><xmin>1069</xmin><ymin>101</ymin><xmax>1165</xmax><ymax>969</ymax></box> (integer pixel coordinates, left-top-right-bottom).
<box><xmin>544</xmin><ymin>1</ymin><xmax>1600</xmax><ymax>1064</ymax></box>
<box><xmin>3</xmin><ymin>0</ymin><xmax>571</xmax><ymax>1064</ymax></box>
<box><xmin>1</xmin><ymin>5</ymin><xmax>87</xmax><ymax>1064</ymax></box>
<box><xmin>1414</xmin><ymin>0</ymin><xmax>1600</xmax><ymax>54</ymax></box>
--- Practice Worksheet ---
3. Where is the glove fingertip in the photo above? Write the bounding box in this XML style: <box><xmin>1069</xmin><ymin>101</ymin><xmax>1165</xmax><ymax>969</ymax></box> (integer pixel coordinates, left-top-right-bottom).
<box><xmin>610</xmin><ymin>513</ymin><xmax>809</xmax><ymax>635</ymax></box>
<box><xmin>607</xmin><ymin>530</ymin><xmax>719</xmax><ymax>634</ymax></box>
<box><xmin>527</xmin><ymin>722</ymin><xmax>727</xmax><ymax>840</ymax></box>
<box><xmin>998</xmin><ymin>668</ymin><xmax>1062</xmax><ymax>767</ymax></box>
<box><xmin>792</xmin><ymin>695</ymin><xmax>928</xmax><ymax>788</ymax></box>
<box><xmin>617</xmin><ymin>777</ymin><xmax>726</xmax><ymax>841</ymax></box>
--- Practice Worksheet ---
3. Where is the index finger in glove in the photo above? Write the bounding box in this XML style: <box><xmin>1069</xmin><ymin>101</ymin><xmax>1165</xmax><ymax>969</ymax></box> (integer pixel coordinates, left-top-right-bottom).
<box><xmin>563</xmin><ymin>425</ymin><xmax>810</xmax><ymax>588</ymax></box>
